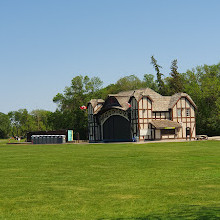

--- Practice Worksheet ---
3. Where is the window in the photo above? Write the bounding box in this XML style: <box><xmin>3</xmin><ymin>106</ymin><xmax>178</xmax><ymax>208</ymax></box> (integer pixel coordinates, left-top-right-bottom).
<box><xmin>186</xmin><ymin>108</ymin><xmax>190</xmax><ymax>117</ymax></box>
<box><xmin>161</xmin><ymin>129</ymin><xmax>175</xmax><ymax>135</ymax></box>
<box><xmin>156</xmin><ymin>112</ymin><xmax>160</xmax><ymax>118</ymax></box>
<box><xmin>177</xmin><ymin>109</ymin><xmax>182</xmax><ymax>117</ymax></box>
<box><xmin>165</xmin><ymin>112</ymin><xmax>170</xmax><ymax>119</ymax></box>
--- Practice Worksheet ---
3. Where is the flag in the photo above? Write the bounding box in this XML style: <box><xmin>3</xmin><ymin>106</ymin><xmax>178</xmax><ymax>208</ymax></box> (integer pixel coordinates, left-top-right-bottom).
<box><xmin>126</xmin><ymin>102</ymin><xmax>131</xmax><ymax>107</ymax></box>
<box><xmin>80</xmin><ymin>105</ymin><xmax>87</xmax><ymax>110</ymax></box>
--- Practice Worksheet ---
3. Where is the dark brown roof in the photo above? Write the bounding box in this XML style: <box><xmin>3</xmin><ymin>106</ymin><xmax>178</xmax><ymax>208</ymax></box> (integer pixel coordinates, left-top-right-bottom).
<box><xmin>108</xmin><ymin>95</ymin><xmax>131</xmax><ymax>111</ymax></box>
<box><xmin>150</xmin><ymin>120</ymin><xmax>182</xmax><ymax>129</ymax></box>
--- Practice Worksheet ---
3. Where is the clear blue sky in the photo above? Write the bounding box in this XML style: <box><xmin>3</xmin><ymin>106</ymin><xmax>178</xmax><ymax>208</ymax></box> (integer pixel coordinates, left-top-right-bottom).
<box><xmin>0</xmin><ymin>0</ymin><xmax>220</xmax><ymax>114</ymax></box>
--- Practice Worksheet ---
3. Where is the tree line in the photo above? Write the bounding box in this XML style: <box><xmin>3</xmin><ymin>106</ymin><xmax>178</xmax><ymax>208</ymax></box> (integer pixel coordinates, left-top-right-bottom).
<box><xmin>0</xmin><ymin>57</ymin><xmax>219</xmax><ymax>139</ymax></box>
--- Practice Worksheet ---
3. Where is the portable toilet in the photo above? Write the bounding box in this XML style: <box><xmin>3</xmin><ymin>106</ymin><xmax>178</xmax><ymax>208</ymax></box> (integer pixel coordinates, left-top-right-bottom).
<box><xmin>47</xmin><ymin>135</ymin><xmax>52</xmax><ymax>144</ymax></box>
<box><xmin>50</xmin><ymin>135</ymin><xmax>54</xmax><ymax>144</ymax></box>
<box><xmin>55</xmin><ymin>135</ymin><xmax>59</xmax><ymax>144</ymax></box>
<box><xmin>35</xmin><ymin>135</ymin><xmax>38</xmax><ymax>144</ymax></box>
<box><xmin>57</xmin><ymin>135</ymin><xmax>62</xmax><ymax>144</ymax></box>
<box><xmin>52</xmin><ymin>135</ymin><xmax>57</xmax><ymax>144</ymax></box>
<box><xmin>38</xmin><ymin>136</ymin><xmax>43</xmax><ymax>144</ymax></box>
<box><xmin>31</xmin><ymin>135</ymin><xmax>36</xmax><ymax>144</ymax></box>
<box><xmin>43</xmin><ymin>136</ymin><xmax>47</xmax><ymax>144</ymax></box>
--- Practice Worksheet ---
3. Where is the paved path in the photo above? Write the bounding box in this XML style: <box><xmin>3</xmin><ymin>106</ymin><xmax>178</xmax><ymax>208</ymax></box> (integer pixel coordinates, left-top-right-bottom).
<box><xmin>136</xmin><ymin>139</ymin><xmax>197</xmax><ymax>144</ymax></box>
<box><xmin>208</xmin><ymin>136</ymin><xmax>220</xmax><ymax>141</ymax></box>
<box><xmin>137</xmin><ymin>136</ymin><xmax>220</xmax><ymax>144</ymax></box>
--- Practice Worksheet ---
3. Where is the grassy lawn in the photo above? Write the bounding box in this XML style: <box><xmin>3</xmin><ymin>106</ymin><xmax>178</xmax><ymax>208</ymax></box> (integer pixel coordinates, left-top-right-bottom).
<box><xmin>0</xmin><ymin>141</ymin><xmax>220</xmax><ymax>219</ymax></box>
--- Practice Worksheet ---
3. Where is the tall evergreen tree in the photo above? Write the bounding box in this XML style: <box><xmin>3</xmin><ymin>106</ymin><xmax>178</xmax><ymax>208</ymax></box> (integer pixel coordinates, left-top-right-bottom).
<box><xmin>150</xmin><ymin>56</ymin><xmax>166</xmax><ymax>94</ymax></box>
<box><xmin>167</xmin><ymin>59</ymin><xmax>184</xmax><ymax>94</ymax></box>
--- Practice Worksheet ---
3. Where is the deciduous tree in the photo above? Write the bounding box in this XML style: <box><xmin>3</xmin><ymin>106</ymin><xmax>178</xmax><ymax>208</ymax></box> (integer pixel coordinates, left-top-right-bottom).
<box><xmin>52</xmin><ymin>75</ymin><xmax>103</xmax><ymax>139</ymax></box>
<box><xmin>0</xmin><ymin>112</ymin><xmax>10</xmax><ymax>138</ymax></box>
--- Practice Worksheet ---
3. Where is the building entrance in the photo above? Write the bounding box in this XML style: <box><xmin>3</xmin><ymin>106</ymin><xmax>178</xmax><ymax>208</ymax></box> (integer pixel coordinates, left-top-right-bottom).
<box><xmin>103</xmin><ymin>115</ymin><xmax>132</xmax><ymax>142</ymax></box>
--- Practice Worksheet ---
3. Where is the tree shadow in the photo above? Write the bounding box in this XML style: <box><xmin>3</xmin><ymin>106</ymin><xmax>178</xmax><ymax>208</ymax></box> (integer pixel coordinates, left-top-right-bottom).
<box><xmin>98</xmin><ymin>205</ymin><xmax>220</xmax><ymax>220</ymax></box>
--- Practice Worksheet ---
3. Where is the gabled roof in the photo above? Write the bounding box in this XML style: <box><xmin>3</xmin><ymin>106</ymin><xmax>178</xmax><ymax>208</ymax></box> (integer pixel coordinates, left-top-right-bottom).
<box><xmin>108</xmin><ymin>94</ymin><xmax>131</xmax><ymax>111</ymax></box>
<box><xmin>169</xmin><ymin>93</ymin><xmax>197</xmax><ymax>109</ymax></box>
<box><xmin>88</xmin><ymin>99</ymin><xmax>105</xmax><ymax>111</ymax></box>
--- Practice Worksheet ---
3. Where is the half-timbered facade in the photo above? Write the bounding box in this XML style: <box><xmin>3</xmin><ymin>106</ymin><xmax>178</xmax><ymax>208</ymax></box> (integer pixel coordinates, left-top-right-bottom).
<box><xmin>87</xmin><ymin>88</ymin><xmax>196</xmax><ymax>142</ymax></box>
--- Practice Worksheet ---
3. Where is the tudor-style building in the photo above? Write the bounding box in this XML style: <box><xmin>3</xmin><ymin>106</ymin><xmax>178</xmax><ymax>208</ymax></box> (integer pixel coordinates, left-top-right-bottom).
<box><xmin>87</xmin><ymin>88</ymin><xmax>196</xmax><ymax>142</ymax></box>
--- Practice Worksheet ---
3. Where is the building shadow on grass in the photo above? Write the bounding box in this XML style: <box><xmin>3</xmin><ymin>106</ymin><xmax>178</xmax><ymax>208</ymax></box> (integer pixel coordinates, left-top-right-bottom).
<box><xmin>98</xmin><ymin>205</ymin><xmax>220</xmax><ymax>220</ymax></box>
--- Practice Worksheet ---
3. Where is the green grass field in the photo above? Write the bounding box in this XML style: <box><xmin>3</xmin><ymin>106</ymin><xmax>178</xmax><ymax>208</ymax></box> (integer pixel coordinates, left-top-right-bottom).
<box><xmin>0</xmin><ymin>141</ymin><xmax>220</xmax><ymax>219</ymax></box>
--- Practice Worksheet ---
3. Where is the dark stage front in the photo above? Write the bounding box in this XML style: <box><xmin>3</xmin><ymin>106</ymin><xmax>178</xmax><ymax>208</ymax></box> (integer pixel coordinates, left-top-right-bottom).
<box><xmin>103</xmin><ymin>115</ymin><xmax>132</xmax><ymax>142</ymax></box>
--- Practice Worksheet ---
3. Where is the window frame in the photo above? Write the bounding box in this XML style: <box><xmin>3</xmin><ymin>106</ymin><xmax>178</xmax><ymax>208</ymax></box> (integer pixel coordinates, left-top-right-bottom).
<box><xmin>186</xmin><ymin>108</ymin><xmax>191</xmax><ymax>117</ymax></box>
<box><xmin>177</xmin><ymin>108</ymin><xmax>182</xmax><ymax>117</ymax></box>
